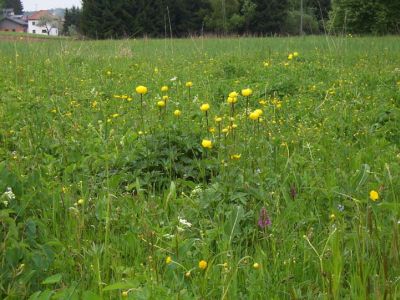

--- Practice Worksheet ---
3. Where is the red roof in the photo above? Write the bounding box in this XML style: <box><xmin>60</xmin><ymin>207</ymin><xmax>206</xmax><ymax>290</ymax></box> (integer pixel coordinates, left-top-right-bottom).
<box><xmin>28</xmin><ymin>10</ymin><xmax>52</xmax><ymax>20</ymax></box>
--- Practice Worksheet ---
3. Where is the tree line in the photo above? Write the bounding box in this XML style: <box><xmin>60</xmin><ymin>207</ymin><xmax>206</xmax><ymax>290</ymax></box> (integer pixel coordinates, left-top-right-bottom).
<box><xmin>1</xmin><ymin>0</ymin><xmax>399</xmax><ymax>38</ymax></box>
<box><xmin>68</xmin><ymin>0</ymin><xmax>330</xmax><ymax>38</ymax></box>
<box><xmin>66</xmin><ymin>0</ymin><xmax>399</xmax><ymax>38</ymax></box>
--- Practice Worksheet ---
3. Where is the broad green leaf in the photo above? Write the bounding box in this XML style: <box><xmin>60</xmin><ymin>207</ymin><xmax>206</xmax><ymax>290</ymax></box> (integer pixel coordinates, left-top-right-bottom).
<box><xmin>103</xmin><ymin>280</ymin><xmax>138</xmax><ymax>292</ymax></box>
<box><xmin>41</xmin><ymin>273</ymin><xmax>62</xmax><ymax>285</ymax></box>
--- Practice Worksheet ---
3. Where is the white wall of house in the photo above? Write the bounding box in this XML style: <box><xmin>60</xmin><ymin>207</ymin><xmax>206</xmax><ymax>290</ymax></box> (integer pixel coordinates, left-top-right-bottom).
<box><xmin>28</xmin><ymin>20</ymin><xmax>58</xmax><ymax>36</ymax></box>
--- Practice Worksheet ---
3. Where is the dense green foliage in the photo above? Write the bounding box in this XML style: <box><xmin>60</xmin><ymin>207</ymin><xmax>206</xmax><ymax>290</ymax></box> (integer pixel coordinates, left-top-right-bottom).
<box><xmin>0</xmin><ymin>35</ymin><xmax>399</xmax><ymax>299</ymax></box>
<box><xmin>76</xmin><ymin>0</ymin><xmax>400</xmax><ymax>38</ymax></box>
<box><xmin>3</xmin><ymin>0</ymin><xmax>23</xmax><ymax>14</ymax></box>
<box><xmin>63</xmin><ymin>6</ymin><xmax>82</xmax><ymax>36</ymax></box>
<box><xmin>80</xmin><ymin>0</ymin><xmax>294</xmax><ymax>38</ymax></box>
<box><xmin>330</xmin><ymin>0</ymin><xmax>400</xmax><ymax>34</ymax></box>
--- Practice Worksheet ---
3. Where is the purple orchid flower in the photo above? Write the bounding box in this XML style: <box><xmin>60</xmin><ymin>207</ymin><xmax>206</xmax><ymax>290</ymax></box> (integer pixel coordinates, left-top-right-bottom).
<box><xmin>258</xmin><ymin>207</ymin><xmax>271</xmax><ymax>229</ymax></box>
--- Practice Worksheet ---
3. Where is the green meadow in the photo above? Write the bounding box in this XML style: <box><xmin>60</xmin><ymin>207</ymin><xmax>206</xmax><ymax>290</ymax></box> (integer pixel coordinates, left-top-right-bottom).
<box><xmin>0</xmin><ymin>35</ymin><xmax>399</xmax><ymax>299</ymax></box>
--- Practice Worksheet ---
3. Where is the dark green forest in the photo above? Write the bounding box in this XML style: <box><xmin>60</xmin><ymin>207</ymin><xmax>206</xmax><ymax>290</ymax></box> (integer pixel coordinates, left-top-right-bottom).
<box><xmin>2</xmin><ymin>0</ymin><xmax>400</xmax><ymax>38</ymax></box>
<box><xmin>76</xmin><ymin>0</ymin><xmax>400</xmax><ymax>38</ymax></box>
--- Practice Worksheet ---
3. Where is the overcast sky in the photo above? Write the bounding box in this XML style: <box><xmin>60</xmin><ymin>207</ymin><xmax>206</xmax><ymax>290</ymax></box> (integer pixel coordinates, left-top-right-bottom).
<box><xmin>23</xmin><ymin>0</ymin><xmax>81</xmax><ymax>11</ymax></box>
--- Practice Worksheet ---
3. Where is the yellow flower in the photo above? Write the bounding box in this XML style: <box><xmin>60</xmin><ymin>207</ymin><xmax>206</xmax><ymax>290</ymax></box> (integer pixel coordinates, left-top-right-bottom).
<box><xmin>259</xmin><ymin>99</ymin><xmax>267</xmax><ymax>105</ymax></box>
<box><xmin>161</xmin><ymin>85</ymin><xmax>169</xmax><ymax>92</ymax></box>
<box><xmin>77</xmin><ymin>199</ymin><xmax>84</xmax><ymax>205</ymax></box>
<box><xmin>112</xmin><ymin>113</ymin><xmax>119</xmax><ymax>118</ymax></box>
<box><xmin>215</xmin><ymin>116</ymin><xmax>222</xmax><ymax>123</ymax></box>
<box><xmin>241</xmin><ymin>88</ymin><xmax>253</xmax><ymax>97</ymax></box>
<box><xmin>136</xmin><ymin>85</ymin><xmax>148</xmax><ymax>95</ymax></box>
<box><xmin>122</xmin><ymin>291</ymin><xmax>129</xmax><ymax>298</ymax></box>
<box><xmin>198</xmin><ymin>260</ymin><xmax>208</xmax><ymax>270</ymax></box>
<box><xmin>209</xmin><ymin>127</ymin><xmax>216</xmax><ymax>133</ymax></box>
<box><xmin>229</xmin><ymin>91</ymin><xmax>238</xmax><ymax>98</ymax></box>
<box><xmin>255</xmin><ymin>109</ymin><xmax>263</xmax><ymax>116</ymax></box>
<box><xmin>230</xmin><ymin>154</ymin><xmax>241</xmax><ymax>160</ymax></box>
<box><xmin>227</xmin><ymin>97</ymin><xmax>235</xmax><ymax>104</ymax></box>
<box><xmin>166</xmin><ymin>256</ymin><xmax>172</xmax><ymax>264</ymax></box>
<box><xmin>162</xmin><ymin>95</ymin><xmax>169</xmax><ymax>101</ymax></box>
<box><xmin>253</xmin><ymin>263</ymin><xmax>260</xmax><ymax>269</ymax></box>
<box><xmin>185</xmin><ymin>271</ymin><xmax>191</xmax><ymax>277</ymax></box>
<box><xmin>174</xmin><ymin>110</ymin><xmax>181</xmax><ymax>117</ymax></box>
<box><xmin>222</xmin><ymin>128</ymin><xmax>229</xmax><ymax>133</ymax></box>
<box><xmin>92</xmin><ymin>101</ymin><xmax>98</xmax><ymax>108</ymax></box>
<box><xmin>200</xmin><ymin>103</ymin><xmax>210</xmax><ymax>112</ymax></box>
<box><xmin>369</xmin><ymin>190</ymin><xmax>379</xmax><ymax>201</ymax></box>
<box><xmin>293</xmin><ymin>51</ymin><xmax>299</xmax><ymax>57</ymax></box>
<box><xmin>201</xmin><ymin>139</ymin><xmax>212</xmax><ymax>149</ymax></box>
<box><xmin>157</xmin><ymin>100</ymin><xmax>166</xmax><ymax>108</ymax></box>
<box><xmin>106</xmin><ymin>71</ymin><xmax>111</xmax><ymax>75</ymax></box>
<box><xmin>329</xmin><ymin>213</ymin><xmax>335</xmax><ymax>220</ymax></box>
<box><xmin>288</xmin><ymin>53</ymin><xmax>293</xmax><ymax>60</ymax></box>
<box><xmin>185</xmin><ymin>81</ymin><xmax>193</xmax><ymax>88</ymax></box>
<box><xmin>51</xmin><ymin>109</ymin><xmax>57</xmax><ymax>113</ymax></box>
<box><xmin>249</xmin><ymin>111</ymin><xmax>260</xmax><ymax>120</ymax></box>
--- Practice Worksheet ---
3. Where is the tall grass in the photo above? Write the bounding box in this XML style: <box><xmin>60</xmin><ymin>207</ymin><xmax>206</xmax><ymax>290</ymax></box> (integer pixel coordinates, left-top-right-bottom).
<box><xmin>0</xmin><ymin>36</ymin><xmax>399</xmax><ymax>299</ymax></box>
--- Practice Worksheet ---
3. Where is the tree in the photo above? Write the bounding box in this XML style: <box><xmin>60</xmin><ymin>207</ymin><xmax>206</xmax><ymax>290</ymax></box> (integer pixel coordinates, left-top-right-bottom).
<box><xmin>329</xmin><ymin>0</ymin><xmax>400</xmax><ymax>34</ymax></box>
<box><xmin>37</xmin><ymin>14</ymin><xmax>60</xmax><ymax>35</ymax></box>
<box><xmin>249</xmin><ymin>0</ymin><xmax>290</xmax><ymax>34</ymax></box>
<box><xmin>4</xmin><ymin>0</ymin><xmax>23</xmax><ymax>14</ymax></box>
<box><xmin>63</xmin><ymin>6</ymin><xmax>82</xmax><ymax>36</ymax></box>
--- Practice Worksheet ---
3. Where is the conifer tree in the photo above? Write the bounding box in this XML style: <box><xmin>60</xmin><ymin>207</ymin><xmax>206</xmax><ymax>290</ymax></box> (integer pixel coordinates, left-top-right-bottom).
<box><xmin>4</xmin><ymin>0</ymin><xmax>23</xmax><ymax>14</ymax></box>
<box><xmin>249</xmin><ymin>0</ymin><xmax>289</xmax><ymax>34</ymax></box>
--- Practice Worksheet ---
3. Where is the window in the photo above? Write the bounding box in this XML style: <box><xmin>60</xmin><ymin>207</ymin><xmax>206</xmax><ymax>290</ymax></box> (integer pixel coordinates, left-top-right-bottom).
<box><xmin>42</xmin><ymin>29</ymin><xmax>47</xmax><ymax>33</ymax></box>
<box><xmin>32</xmin><ymin>30</ymin><xmax>36</xmax><ymax>33</ymax></box>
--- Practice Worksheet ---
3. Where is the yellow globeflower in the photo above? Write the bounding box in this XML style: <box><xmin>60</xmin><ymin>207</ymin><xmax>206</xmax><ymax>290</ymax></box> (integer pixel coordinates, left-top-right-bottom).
<box><xmin>215</xmin><ymin>116</ymin><xmax>222</xmax><ymax>123</ymax></box>
<box><xmin>122</xmin><ymin>291</ymin><xmax>129</xmax><ymax>298</ymax></box>
<box><xmin>229</xmin><ymin>91</ymin><xmax>238</xmax><ymax>98</ymax></box>
<box><xmin>241</xmin><ymin>88</ymin><xmax>253</xmax><ymax>97</ymax></box>
<box><xmin>227</xmin><ymin>97</ymin><xmax>235</xmax><ymax>104</ymax></box>
<box><xmin>288</xmin><ymin>53</ymin><xmax>293</xmax><ymax>60</ymax></box>
<box><xmin>162</xmin><ymin>95</ymin><xmax>169</xmax><ymax>101</ymax></box>
<box><xmin>136</xmin><ymin>85</ymin><xmax>148</xmax><ymax>94</ymax></box>
<box><xmin>198</xmin><ymin>260</ymin><xmax>208</xmax><ymax>270</ymax></box>
<box><xmin>185</xmin><ymin>81</ymin><xmax>193</xmax><ymax>88</ymax></box>
<box><xmin>166</xmin><ymin>256</ymin><xmax>172</xmax><ymax>264</ymax></box>
<box><xmin>253</xmin><ymin>263</ymin><xmax>260</xmax><ymax>270</ymax></box>
<box><xmin>157</xmin><ymin>100</ymin><xmax>166</xmax><ymax>108</ymax></box>
<box><xmin>201</xmin><ymin>139</ymin><xmax>212</xmax><ymax>149</ymax></box>
<box><xmin>293</xmin><ymin>51</ymin><xmax>299</xmax><ymax>57</ymax></box>
<box><xmin>174</xmin><ymin>110</ymin><xmax>181</xmax><ymax>117</ymax></box>
<box><xmin>200</xmin><ymin>103</ymin><xmax>210</xmax><ymax>112</ymax></box>
<box><xmin>249</xmin><ymin>111</ymin><xmax>260</xmax><ymax>120</ymax></box>
<box><xmin>161</xmin><ymin>85</ymin><xmax>169</xmax><ymax>92</ymax></box>
<box><xmin>255</xmin><ymin>109</ymin><xmax>263</xmax><ymax>116</ymax></box>
<box><xmin>230</xmin><ymin>154</ymin><xmax>241</xmax><ymax>160</ymax></box>
<box><xmin>369</xmin><ymin>190</ymin><xmax>379</xmax><ymax>201</ymax></box>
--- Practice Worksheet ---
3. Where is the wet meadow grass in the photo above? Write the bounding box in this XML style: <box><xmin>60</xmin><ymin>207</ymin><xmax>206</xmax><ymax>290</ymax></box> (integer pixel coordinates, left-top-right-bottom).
<box><xmin>0</xmin><ymin>35</ymin><xmax>400</xmax><ymax>299</ymax></box>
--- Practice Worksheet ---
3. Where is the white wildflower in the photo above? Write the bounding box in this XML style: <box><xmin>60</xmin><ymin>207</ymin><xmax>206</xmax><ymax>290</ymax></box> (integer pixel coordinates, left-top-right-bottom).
<box><xmin>179</xmin><ymin>217</ymin><xmax>192</xmax><ymax>228</ymax></box>
<box><xmin>4</xmin><ymin>187</ymin><xmax>16</xmax><ymax>200</ymax></box>
<box><xmin>163</xmin><ymin>233</ymin><xmax>175</xmax><ymax>239</ymax></box>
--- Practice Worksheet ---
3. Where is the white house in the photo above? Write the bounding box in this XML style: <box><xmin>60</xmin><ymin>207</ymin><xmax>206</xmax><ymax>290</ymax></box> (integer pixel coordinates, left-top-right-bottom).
<box><xmin>28</xmin><ymin>10</ymin><xmax>59</xmax><ymax>36</ymax></box>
